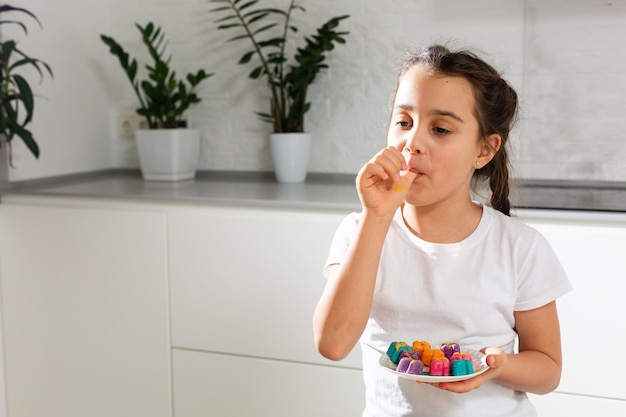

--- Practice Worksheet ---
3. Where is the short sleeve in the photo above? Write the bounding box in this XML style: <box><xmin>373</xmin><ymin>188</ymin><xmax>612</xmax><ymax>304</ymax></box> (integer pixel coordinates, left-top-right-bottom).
<box><xmin>322</xmin><ymin>212</ymin><xmax>361</xmax><ymax>278</ymax></box>
<box><xmin>515</xmin><ymin>229</ymin><xmax>573</xmax><ymax>311</ymax></box>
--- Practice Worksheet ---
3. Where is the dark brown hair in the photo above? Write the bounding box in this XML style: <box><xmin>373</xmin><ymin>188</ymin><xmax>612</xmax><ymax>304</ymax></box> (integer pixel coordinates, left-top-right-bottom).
<box><xmin>395</xmin><ymin>45</ymin><xmax>518</xmax><ymax>216</ymax></box>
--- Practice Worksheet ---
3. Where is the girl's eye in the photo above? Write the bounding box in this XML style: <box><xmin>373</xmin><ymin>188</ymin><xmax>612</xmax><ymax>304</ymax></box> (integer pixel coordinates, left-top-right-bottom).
<box><xmin>395</xmin><ymin>120</ymin><xmax>411</xmax><ymax>127</ymax></box>
<box><xmin>433</xmin><ymin>126</ymin><xmax>451</xmax><ymax>135</ymax></box>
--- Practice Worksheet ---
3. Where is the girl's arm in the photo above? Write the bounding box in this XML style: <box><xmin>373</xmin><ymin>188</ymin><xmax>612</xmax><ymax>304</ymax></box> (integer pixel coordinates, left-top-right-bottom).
<box><xmin>313</xmin><ymin>146</ymin><xmax>416</xmax><ymax>361</ymax></box>
<box><xmin>439</xmin><ymin>301</ymin><xmax>563</xmax><ymax>394</ymax></box>
<box><xmin>494</xmin><ymin>301</ymin><xmax>563</xmax><ymax>393</ymax></box>
<box><xmin>312</xmin><ymin>214</ymin><xmax>392</xmax><ymax>361</ymax></box>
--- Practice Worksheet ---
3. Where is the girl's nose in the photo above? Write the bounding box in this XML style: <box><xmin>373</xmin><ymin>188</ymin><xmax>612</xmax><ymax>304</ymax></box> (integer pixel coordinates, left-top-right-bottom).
<box><xmin>404</xmin><ymin>143</ymin><xmax>423</xmax><ymax>154</ymax></box>
<box><xmin>403</xmin><ymin>128</ymin><xmax>425</xmax><ymax>154</ymax></box>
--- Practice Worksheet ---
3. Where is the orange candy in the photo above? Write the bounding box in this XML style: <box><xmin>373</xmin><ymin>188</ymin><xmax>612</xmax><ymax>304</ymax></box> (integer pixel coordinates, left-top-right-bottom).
<box><xmin>411</xmin><ymin>340</ymin><xmax>431</xmax><ymax>353</ymax></box>
<box><xmin>421</xmin><ymin>348</ymin><xmax>445</xmax><ymax>366</ymax></box>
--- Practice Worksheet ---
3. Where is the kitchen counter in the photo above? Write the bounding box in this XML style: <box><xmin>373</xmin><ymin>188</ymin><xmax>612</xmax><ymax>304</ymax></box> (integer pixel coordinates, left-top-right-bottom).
<box><xmin>1</xmin><ymin>169</ymin><xmax>626</xmax><ymax>216</ymax></box>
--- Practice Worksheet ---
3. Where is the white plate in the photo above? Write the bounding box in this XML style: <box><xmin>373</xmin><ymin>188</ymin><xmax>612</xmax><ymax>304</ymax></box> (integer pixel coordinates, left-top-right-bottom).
<box><xmin>379</xmin><ymin>348</ymin><xmax>489</xmax><ymax>383</ymax></box>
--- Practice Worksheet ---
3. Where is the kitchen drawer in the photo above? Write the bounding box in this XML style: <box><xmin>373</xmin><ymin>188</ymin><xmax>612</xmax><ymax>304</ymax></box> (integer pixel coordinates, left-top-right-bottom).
<box><xmin>168</xmin><ymin>206</ymin><xmax>361</xmax><ymax>369</ymax></box>
<box><xmin>172</xmin><ymin>348</ymin><xmax>365</xmax><ymax>417</ymax></box>
<box><xmin>530</xmin><ymin>392</ymin><xmax>626</xmax><ymax>417</ymax></box>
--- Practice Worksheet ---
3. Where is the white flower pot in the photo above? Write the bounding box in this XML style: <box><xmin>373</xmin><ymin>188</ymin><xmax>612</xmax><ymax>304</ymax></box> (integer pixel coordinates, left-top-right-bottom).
<box><xmin>135</xmin><ymin>128</ymin><xmax>200</xmax><ymax>181</ymax></box>
<box><xmin>270</xmin><ymin>132</ymin><xmax>311</xmax><ymax>183</ymax></box>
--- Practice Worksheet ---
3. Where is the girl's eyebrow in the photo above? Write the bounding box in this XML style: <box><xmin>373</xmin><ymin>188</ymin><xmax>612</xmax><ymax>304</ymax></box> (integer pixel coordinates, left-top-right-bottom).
<box><xmin>429</xmin><ymin>109</ymin><xmax>465</xmax><ymax>123</ymax></box>
<box><xmin>394</xmin><ymin>104</ymin><xmax>465</xmax><ymax>123</ymax></box>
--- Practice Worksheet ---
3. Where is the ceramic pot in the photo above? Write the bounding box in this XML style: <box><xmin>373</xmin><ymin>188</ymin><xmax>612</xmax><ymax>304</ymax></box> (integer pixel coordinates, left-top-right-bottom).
<box><xmin>270</xmin><ymin>132</ymin><xmax>311</xmax><ymax>183</ymax></box>
<box><xmin>135</xmin><ymin>128</ymin><xmax>200</xmax><ymax>181</ymax></box>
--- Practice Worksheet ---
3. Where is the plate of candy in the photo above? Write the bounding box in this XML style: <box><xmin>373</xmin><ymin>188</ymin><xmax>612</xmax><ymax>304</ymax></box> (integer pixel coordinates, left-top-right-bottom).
<box><xmin>379</xmin><ymin>341</ymin><xmax>489</xmax><ymax>383</ymax></box>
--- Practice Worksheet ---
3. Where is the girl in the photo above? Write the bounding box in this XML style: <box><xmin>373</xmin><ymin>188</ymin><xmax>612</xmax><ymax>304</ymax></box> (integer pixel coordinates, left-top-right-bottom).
<box><xmin>313</xmin><ymin>45</ymin><xmax>572</xmax><ymax>417</ymax></box>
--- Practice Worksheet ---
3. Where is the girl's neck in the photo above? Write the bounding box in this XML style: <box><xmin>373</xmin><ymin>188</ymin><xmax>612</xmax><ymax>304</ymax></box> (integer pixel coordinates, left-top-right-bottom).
<box><xmin>401</xmin><ymin>200</ymin><xmax>483</xmax><ymax>244</ymax></box>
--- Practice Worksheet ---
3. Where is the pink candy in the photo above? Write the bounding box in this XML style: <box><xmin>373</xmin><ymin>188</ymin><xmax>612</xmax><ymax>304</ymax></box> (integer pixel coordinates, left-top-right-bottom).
<box><xmin>429</xmin><ymin>357</ymin><xmax>450</xmax><ymax>376</ymax></box>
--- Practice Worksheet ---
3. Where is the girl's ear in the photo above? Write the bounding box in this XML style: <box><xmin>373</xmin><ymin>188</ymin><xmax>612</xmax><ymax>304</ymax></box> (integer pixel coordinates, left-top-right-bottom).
<box><xmin>476</xmin><ymin>133</ymin><xmax>502</xmax><ymax>167</ymax></box>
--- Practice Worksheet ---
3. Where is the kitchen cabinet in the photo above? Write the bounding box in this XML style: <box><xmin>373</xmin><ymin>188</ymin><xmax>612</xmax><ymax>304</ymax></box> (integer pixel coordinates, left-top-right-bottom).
<box><xmin>168</xmin><ymin>206</ymin><xmax>361</xmax><ymax>367</ymax></box>
<box><xmin>168</xmin><ymin>206</ymin><xmax>364</xmax><ymax>416</ymax></box>
<box><xmin>1</xmin><ymin>189</ymin><xmax>625</xmax><ymax>417</ymax></box>
<box><xmin>520</xmin><ymin>212</ymin><xmax>626</xmax><ymax>416</ymax></box>
<box><xmin>530</xmin><ymin>392</ymin><xmax>626</xmax><ymax>416</ymax></box>
<box><xmin>0</xmin><ymin>203</ymin><xmax>171</xmax><ymax>417</ymax></box>
<box><xmin>172</xmin><ymin>349</ymin><xmax>364</xmax><ymax>417</ymax></box>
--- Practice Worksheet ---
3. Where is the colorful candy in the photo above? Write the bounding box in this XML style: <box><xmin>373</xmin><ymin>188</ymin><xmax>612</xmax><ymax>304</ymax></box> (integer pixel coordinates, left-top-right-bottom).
<box><xmin>450</xmin><ymin>352</ymin><xmax>474</xmax><ymax>376</ymax></box>
<box><xmin>386</xmin><ymin>340</ymin><xmax>475</xmax><ymax>377</ymax></box>
<box><xmin>429</xmin><ymin>357</ymin><xmax>451</xmax><ymax>376</ymax></box>
<box><xmin>397</xmin><ymin>357</ymin><xmax>424</xmax><ymax>375</ymax></box>
<box><xmin>441</xmin><ymin>342</ymin><xmax>461</xmax><ymax>359</ymax></box>
<box><xmin>386</xmin><ymin>341</ymin><xmax>411</xmax><ymax>364</ymax></box>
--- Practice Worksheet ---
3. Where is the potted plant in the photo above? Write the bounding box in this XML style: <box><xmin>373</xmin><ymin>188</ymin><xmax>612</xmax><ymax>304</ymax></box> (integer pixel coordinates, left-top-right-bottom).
<box><xmin>0</xmin><ymin>4</ymin><xmax>53</xmax><ymax>167</ymax></box>
<box><xmin>101</xmin><ymin>22</ymin><xmax>213</xmax><ymax>181</ymax></box>
<box><xmin>210</xmin><ymin>0</ymin><xmax>349</xmax><ymax>182</ymax></box>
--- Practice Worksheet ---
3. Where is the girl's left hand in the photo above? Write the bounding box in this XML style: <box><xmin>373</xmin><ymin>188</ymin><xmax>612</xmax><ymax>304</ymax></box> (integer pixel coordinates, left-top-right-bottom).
<box><xmin>434</xmin><ymin>347</ymin><xmax>507</xmax><ymax>393</ymax></box>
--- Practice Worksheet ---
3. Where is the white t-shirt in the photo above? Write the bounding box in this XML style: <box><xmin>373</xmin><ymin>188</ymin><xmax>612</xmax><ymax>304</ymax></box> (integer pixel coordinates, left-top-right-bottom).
<box><xmin>324</xmin><ymin>204</ymin><xmax>572</xmax><ymax>417</ymax></box>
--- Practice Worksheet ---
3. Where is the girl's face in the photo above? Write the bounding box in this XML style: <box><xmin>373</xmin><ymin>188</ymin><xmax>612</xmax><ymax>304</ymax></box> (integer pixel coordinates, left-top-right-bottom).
<box><xmin>388</xmin><ymin>65</ymin><xmax>496</xmax><ymax>208</ymax></box>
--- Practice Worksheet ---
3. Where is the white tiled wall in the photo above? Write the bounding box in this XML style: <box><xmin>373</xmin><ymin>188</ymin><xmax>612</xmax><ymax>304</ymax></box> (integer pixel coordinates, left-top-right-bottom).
<box><xmin>106</xmin><ymin>0</ymin><xmax>528</xmax><ymax>176</ymax></box>
<box><xmin>521</xmin><ymin>0</ymin><xmax>626</xmax><ymax>181</ymax></box>
<box><xmin>14</xmin><ymin>0</ymin><xmax>626</xmax><ymax>182</ymax></box>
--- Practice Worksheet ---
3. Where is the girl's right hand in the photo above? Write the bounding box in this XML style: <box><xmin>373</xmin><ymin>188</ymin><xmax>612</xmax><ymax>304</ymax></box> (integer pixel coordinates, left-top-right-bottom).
<box><xmin>356</xmin><ymin>146</ymin><xmax>417</xmax><ymax>217</ymax></box>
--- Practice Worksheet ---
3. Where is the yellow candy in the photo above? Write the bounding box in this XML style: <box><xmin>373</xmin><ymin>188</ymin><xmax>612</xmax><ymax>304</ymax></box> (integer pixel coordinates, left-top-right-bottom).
<box><xmin>393</xmin><ymin>183</ymin><xmax>407</xmax><ymax>192</ymax></box>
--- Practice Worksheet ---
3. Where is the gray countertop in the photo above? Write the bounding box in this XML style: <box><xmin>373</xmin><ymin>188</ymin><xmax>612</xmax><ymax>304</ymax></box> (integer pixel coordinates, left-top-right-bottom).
<box><xmin>0</xmin><ymin>170</ymin><xmax>362</xmax><ymax>211</ymax></box>
<box><xmin>1</xmin><ymin>169</ymin><xmax>626</xmax><ymax>213</ymax></box>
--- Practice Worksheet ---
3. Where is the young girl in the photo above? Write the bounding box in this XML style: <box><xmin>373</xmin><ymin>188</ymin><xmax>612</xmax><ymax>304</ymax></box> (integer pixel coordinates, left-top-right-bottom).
<box><xmin>313</xmin><ymin>45</ymin><xmax>572</xmax><ymax>417</ymax></box>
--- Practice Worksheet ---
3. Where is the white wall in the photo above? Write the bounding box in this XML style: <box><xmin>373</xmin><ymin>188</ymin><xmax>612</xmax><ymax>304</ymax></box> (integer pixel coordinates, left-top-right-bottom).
<box><xmin>9</xmin><ymin>0</ymin><xmax>626</xmax><ymax>182</ymax></box>
<box><xmin>522</xmin><ymin>0</ymin><xmax>626</xmax><ymax>181</ymax></box>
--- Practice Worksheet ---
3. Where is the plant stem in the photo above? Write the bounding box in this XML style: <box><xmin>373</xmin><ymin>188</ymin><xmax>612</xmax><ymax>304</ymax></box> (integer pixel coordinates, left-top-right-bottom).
<box><xmin>226</xmin><ymin>0</ymin><xmax>297</xmax><ymax>132</ymax></box>
<box><xmin>230</xmin><ymin>1</ymin><xmax>272</xmax><ymax>77</ymax></box>
<box><xmin>275</xmin><ymin>0</ymin><xmax>296</xmax><ymax>132</ymax></box>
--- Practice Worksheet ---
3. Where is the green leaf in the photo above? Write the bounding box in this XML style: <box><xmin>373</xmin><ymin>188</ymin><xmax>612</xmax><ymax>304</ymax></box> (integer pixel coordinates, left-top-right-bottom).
<box><xmin>245</xmin><ymin>12</ymin><xmax>269</xmax><ymax>25</ymax></box>
<box><xmin>217</xmin><ymin>23</ymin><xmax>243</xmax><ymax>30</ymax></box>
<box><xmin>1</xmin><ymin>39</ymin><xmax>15</xmax><ymax>59</ymax></box>
<box><xmin>210</xmin><ymin>6</ymin><xmax>233</xmax><ymax>13</ymax></box>
<box><xmin>239</xmin><ymin>50</ymin><xmax>255</xmax><ymax>64</ymax></box>
<box><xmin>252</xmin><ymin>23</ymin><xmax>278</xmax><ymax>35</ymax></box>
<box><xmin>0</xmin><ymin>19</ymin><xmax>28</xmax><ymax>34</ymax></box>
<box><xmin>238</xmin><ymin>0</ymin><xmax>260</xmax><ymax>12</ymax></box>
<box><xmin>13</xmin><ymin>74</ymin><xmax>34</xmax><ymax>122</ymax></box>
<box><xmin>215</xmin><ymin>15</ymin><xmax>239</xmax><ymax>23</ymax></box>
<box><xmin>128</xmin><ymin>60</ymin><xmax>137</xmax><ymax>81</ymax></box>
<box><xmin>14</xmin><ymin>124</ymin><xmax>40</xmax><ymax>158</ymax></box>
<box><xmin>0</xmin><ymin>5</ymin><xmax>41</xmax><ymax>28</ymax></box>
<box><xmin>249</xmin><ymin>66</ymin><xmax>264</xmax><ymax>79</ymax></box>
<box><xmin>227</xmin><ymin>33</ymin><xmax>252</xmax><ymax>42</ymax></box>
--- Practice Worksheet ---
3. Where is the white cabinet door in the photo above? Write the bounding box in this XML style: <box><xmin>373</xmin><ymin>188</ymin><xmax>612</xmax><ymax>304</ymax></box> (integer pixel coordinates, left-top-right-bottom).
<box><xmin>0</xmin><ymin>204</ymin><xmax>171</xmax><ymax>417</ymax></box>
<box><xmin>530</xmin><ymin>392</ymin><xmax>626</xmax><ymax>417</ymax></box>
<box><xmin>172</xmin><ymin>349</ymin><xmax>365</xmax><ymax>417</ymax></box>
<box><xmin>524</xmin><ymin>218</ymin><xmax>626</xmax><ymax>400</ymax></box>
<box><xmin>168</xmin><ymin>206</ymin><xmax>361</xmax><ymax>369</ymax></box>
